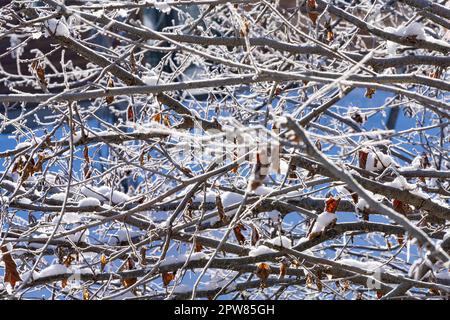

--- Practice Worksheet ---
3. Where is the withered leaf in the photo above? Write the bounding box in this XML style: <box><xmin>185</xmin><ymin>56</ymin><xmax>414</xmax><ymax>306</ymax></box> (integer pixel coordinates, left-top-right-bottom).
<box><xmin>162</xmin><ymin>272</ymin><xmax>175</xmax><ymax>287</ymax></box>
<box><xmin>152</xmin><ymin>113</ymin><xmax>162</xmax><ymax>123</ymax></box>
<box><xmin>105</xmin><ymin>77</ymin><xmax>115</xmax><ymax>104</ymax></box>
<box><xmin>127</xmin><ymin>104</ymin><xmax>135</xmax><ymax>122</ymax></box>
<box><xmin>279</xmin><ymin>262</ymin><xmax>287</xmax><ymax>280</ymax></box>
<box><xmin>100</xmin><ymin>254</ymin><xmax>107</xmax><ymax>272</ymax></box>
<box><xmin>194</xmin><ymin>241</ymin><xmax>203</xmax><ymax>253</ymax></box>
<box><xmin>130</xmin><ymin>50</ymin><xmax>136</xmax><ymax>74</ymax></box>
<box><xmin>121</xmin><ymin>257</ymin><xmax>137</xmax><ymax>288</ymax></box>
<box><xmin>83</xmin><ymin>146</ymin><xmax>90</xmax><ymax>164</ymax></box>
<box><xmin>140</xmin><ymin>247</ymin><xmax>147</xmax><ymax>266</ymax></box>
<box><xmin>215</xmin><ymin>195</ymin><xmax>227</xmax><ymax>224</ymax></box>
<box><xmin>376</xmin><ymin>290</ymin><xmax>384</xmax><ymax>299</ymax></box>
<box><xmin>1</xmin><ymin>246</ymin><xmax>21</xmax><ymax>288</ymax></box>
<box><xmin>256</xmin><ymin>262</ymin><xmax>271</xmax><ymax>287</ymax></box>
<box><xmin>83</xmin><ymin>288</ymin><xmax>90</xmax><ymax>300</ymax></box>
<box><xmin>365</xmin><ymin>88</ymin><xmax>376</xmax><ymax>99</ymax></box>
<box><xmin>325</xmin><ymin>196</ymin><xmax>340</xmax><ymax>213</ymax></box>
<box><xmin>251</xmin><ymin>225</ymin><xmax>260</xmax><ymax>246</ymax></box>
<box><xmin>233</xmin><ymin>224</ymin><xmax>246</xmax><ymax>245</ymax></box>
<box><xmin>358</xmin><ymin>150</ymin><xmax>368</xmax><ymax>170</ymax></box>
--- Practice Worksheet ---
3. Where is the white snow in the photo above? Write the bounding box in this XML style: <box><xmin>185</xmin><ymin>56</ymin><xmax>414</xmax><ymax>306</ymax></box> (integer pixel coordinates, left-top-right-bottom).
<box><xmin>78</xmin><ymin>197</ymin><xmax>101</xmax><ymax>207</ymax></box>
<box><xmin>154</xmin><ymin>1</ymin><xmax>172</xmax><ymax>14</ymax></box>
<box><xmin>385</xmin><ymin>176</ymin><xmax>415</xmax><ymax>191</ymax></box>
<box><xmin>44</xmin><ymin>18</ymin><xmax>70</xmax><ymax>37</ymax></box>
<box><xmin>339</xmin><ymin>258</ymin><xmax>384</xmax><ymax>271</ymax></box>
<box><xmin>17</xmin><ymin>198</ymin><xmax>32</xmax><ymax>205</ymax></box>
<box><xmin>356</xmin><ymin>198</ymin><xmax>369</xmax><ymax>212</ymax></box>
<box><xmin>32</xmin><ymin>31</ymin><xmax>42</xmax><ymax>39</ymax></box>
<box><xmin>385</xmin><ymin>22</ymin><xmax>449</xmax><ymax>54</ymax></box>
<box><xmin>395</xmin><ymin>22</ymin><xmax>427</xmax><ymax>40</ymax></box>
<box><xmin>268</xmin><ymin>235</ymin><xmax>291</xmax><ymax>248</ymax></box>
<box><xmin>81</xmin><ymin>185</ymin><xmax>130</xmax><ymax>204</ymax></box>
<box><xmin>61</xmin><ymin>212</ymin><xmax>81</xmax><ymax>224</ymax></box>
<box><xmin>97</xmin><ymin>186</ymin><xmax>130</xmax><ymax>204</ymax></box>
<box><xmin>410</xmin><ymin>188</ymin><xmax>430</xmax><ymax>200</ymax></box>
<box><xmin>310</xmin><ymin>211</ymin><xmax>336</xmax><ymax>234</ymax></box>
<box><xmin>35</xmin><ymin>264</ymin><xmax>69</xmax><ymax>279</ymax></box>
<box><xmin>410</xmin><ymin>155</ymin><xmax>423</xmax><ymax>170</ymax></box>
<box><xmin>355</xmin><ymin>191</ymin><xmax>383</xmax><ymax>213</ymax></box>
<box><xmin>249</xmin><ymin>245</ymin><xmax>276</xmax><ymax>256</ymax></box>
<box><xmin>364</xmin><ymin>150</ymin><xmax>396</xmax><ymax>171</ymax></box>
<box><xmin>160</xmin><ymin>252</ymin><xmax>208</xmax><ymax>266</ymax></box>
<box><xmin>15</xmin><ymin>141</ymin><xmax>31</xmax><ymax>150</ymax></box>
<box><xmin>384</xmin><ymin>176</ymin><xmax>430</xmax><ymax>200</ymax></box>
<box><xmin>142</xmin><ymin>75</ymin><xmax>159</xmax><ymax>85</ymax></box>
<box><xmin>222</xmin><ymin>191</ymin><xmax>244</xmax><ymax>208</ymax></box>
<box><xmin>253</xmin><ymin>185</ymin><xmax>275</xmax><ymax>196</ymax></box>
<box><xmin>48</xmin><ymin>193</ymin><xmax>67</xmax><ymax>201</ymax></box>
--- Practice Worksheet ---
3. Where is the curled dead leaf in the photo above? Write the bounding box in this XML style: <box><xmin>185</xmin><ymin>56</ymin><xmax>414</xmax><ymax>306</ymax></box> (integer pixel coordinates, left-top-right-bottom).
<box><xmin>325</xmin><ymin>196</ymin><xmax>340</xmax><ymax>213</ymax></box>
<box><xmin>162</xmin><ymin>272</ymin><xmax>175</xmax><ymax>287</ymax></box>
<box><xmin>105</xmin><ymin>77</ymin><xmax>115</xmax><ymax>104</ymax></box>
<box><xmin>256</xmin><ymin>262</ymin><xmax>271</xmax><ymax>287</ymax></box>
<box><xmin>1</xmin><ymin>246</ymin><xmax>22</xmax><ymax>288</ymax></box>
<box><xmin>100</xmin><ymin>254</ymin><xmax>107</xmax><ymax>272</ymax></box>
<box><xmin>233</xmin><ymin>224</ymin><xmax>246</xmax><ymax>245</ymax></box>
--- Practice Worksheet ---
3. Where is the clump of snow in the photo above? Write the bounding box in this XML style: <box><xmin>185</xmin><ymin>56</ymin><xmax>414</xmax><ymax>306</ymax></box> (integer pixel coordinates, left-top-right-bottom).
<box><xmin>249</xmin><ymin>245</ymin><xmax>276</xmax><ymax>257</ymax></box>
<box><xmin>268</xmin><ymin>236</ymin><xmax>291</xmax><ymax>248</ymax></box>
<box><xmin>410</xmin><ymin>155</ymin><xmax>424</xmax><ymax>170</ymax></box>
<box><xmin>78</xmin><ymin>197</ymin><xmax>101</xmax><ymax>207</ymax></box>
<box><xmin>17</xmin><ymin>198</ymin><xmax>32</xmax><ymax>205</ymax></box>
<box><xmin>43</xmin><ymin>18</ymin><xmax>70</xmax><ymax>37</ymax></box>
<box><xmin>81</xmin><ymin>185</ymin><xmax>130</xmax><ymax>204</ymax></box>
<box><xmin>253</xmin><ymin>185</ymin><xmax>275</xmax><ymax>196</ymax></box>
<box><xmin>364</xmin><ymin>150</ymin><xmax>396</xmax><ymax>171</ymax></box>
<box><xmin>339</xmin><ymin>258</ymin><xmax>384</xmax><ymax>272</ymax></box>
<box><xmin>385</xmin><ymin>22</ymin><xmax>449</xmax><ymax>54</ymax></box>
<box><xmin>310</xmin><ymin>211</ymin><xmax>336</xmax><ymax>234</ymax></box>
<box><xmin>142</xmin><ymin>75</ymin><xmax>159</xmax><ymax>85</ymax></box>
<box><xmin>61</xmin><ymin>212</ymin><xmax>81</xmax><ymax>224</ymax></box>
<box><xmin>356</xmin><ymin>198</ymin><xmax>369</xmax><ymax>212</ymax></box>
<box><xmin>32</xmin><ymin>31</ymin><xmax>42</xmax><ymax>39</ymax></box>
<box><xmin>111</xmin><ymin>229</ymin><xmax>143</xmax><ymax>244</ymax></box>
<box><xmin>35</xmin><ymin>264</ymin><xmax>69</xmax><ymax>279</ymax></box>
<box><xmin>355</xmin><ymin>191</ymin><xmax>383</xmax><ymax>213</ymax></box>
<box><xmin>385</xmin><ymin>176</ymin><xmax>429</xmax><ymax>200</ymax></box>
<box><xmin>98</xmin><ymin>186</ymin><xmax>130</xmax><ymax>204</ymax></box>
<box><xmin>160</xmin><ymin>252</ymin><xmax>208</xmax><ymax>266</ymax></box>
<box><xmin>15</xmin><ymin>141</ymin><xmax>31</xmax><ymax>150</ymax></box>
<box><xmin>410</xmin><ymin>188</ymin><xmax>430</xmax><ymax>200</ymax></box>
<box><xmin>393</xmin><ymin>22</ymin><xmax>426</xmax><ymax>40</ymax></box>
<box><xmin>222</xmin><ymin>191</ymin><xmax>244</xmax><ymax>207</ymax></box>
<box><xmin>385</xmin><ymin>176</ymin><xmax>415</xmax><ymax>191</ymax></box>
<box><xmin>154</xmin><ymin>1</ymin><xmax>172</xmax><ymax>14</ymax></box>
<box><xmin>48</xmin><ymin>193</ymin><xmax>67</xmax><ymax>201</ymax></box>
